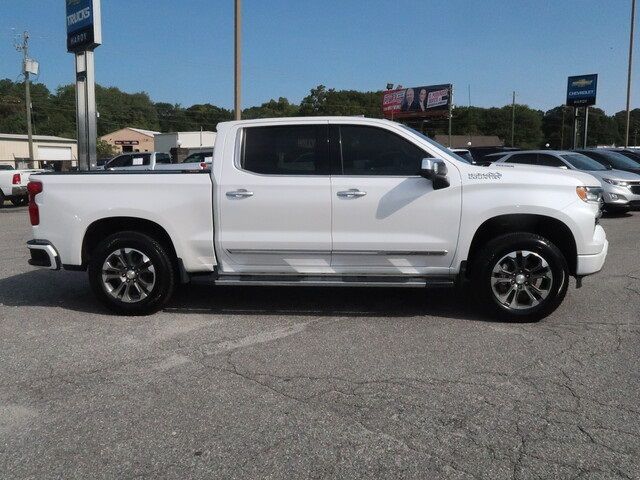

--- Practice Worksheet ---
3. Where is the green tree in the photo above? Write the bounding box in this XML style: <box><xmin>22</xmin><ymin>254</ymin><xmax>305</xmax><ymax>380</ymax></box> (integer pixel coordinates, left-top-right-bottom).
<box><xmin>243</xmin><ymin>97</ymin><xmax>299</xmax><ymax>119</ymax></box>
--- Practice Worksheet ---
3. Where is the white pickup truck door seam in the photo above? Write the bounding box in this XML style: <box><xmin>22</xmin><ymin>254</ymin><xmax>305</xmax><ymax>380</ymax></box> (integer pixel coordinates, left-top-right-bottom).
<box><xmin>329</xmin><ymin>123</ymin><xmax>462</xmax><ymax>275</ymax></box>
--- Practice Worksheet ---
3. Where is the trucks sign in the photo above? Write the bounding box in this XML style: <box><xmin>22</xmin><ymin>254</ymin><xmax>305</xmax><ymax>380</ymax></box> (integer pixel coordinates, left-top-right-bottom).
<box><xmin>566</xmin><ymin>74</ymin><xmax>597</xmax><ymax>107</ymax></box>
<box><xmin>382</xmin><ymin>84</ymin><xmax>452</xmax><ymax>119</ymax></box>
<box><xmin>66</xmin><ymin>0</ymin><xmax>102</xmax><ymax>52</ymax></box>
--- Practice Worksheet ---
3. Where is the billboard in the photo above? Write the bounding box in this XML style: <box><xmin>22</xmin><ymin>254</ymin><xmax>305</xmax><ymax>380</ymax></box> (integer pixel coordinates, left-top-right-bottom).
<box><xmin>66</xmin><ymin>0</ymin><xmax>102</xmax><ymax>52</ymax></box>
<box><xmin>566</xmin><ymin>74</ymin><xmax>597</xmax><ymax>107</ymax></box>
<box><xmin>382</xmin><ymin>84</ymin><xmax>452</xmax><ymax>119</ymax></box>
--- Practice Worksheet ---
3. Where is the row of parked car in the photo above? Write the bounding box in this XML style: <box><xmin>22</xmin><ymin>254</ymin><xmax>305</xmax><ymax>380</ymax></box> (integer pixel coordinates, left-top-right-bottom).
<box><xmin>453</xmin><ymin>147</ymin><xmax>640</xmax><ymax>213</ymax></box>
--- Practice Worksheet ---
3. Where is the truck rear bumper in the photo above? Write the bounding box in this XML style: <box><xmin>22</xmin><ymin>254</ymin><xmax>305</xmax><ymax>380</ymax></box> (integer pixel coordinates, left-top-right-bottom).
<box><xmin>27</xmin><ymin>240</ymin><xmax>61</xmax><ymax>270</ymax></box>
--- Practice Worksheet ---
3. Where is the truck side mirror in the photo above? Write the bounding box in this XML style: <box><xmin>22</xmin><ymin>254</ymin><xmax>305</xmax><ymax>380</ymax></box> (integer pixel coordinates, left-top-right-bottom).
<box><xmin>420</xmin><ymin>158</ymin><xmax>450</xmax><ymax>189</ymax></box>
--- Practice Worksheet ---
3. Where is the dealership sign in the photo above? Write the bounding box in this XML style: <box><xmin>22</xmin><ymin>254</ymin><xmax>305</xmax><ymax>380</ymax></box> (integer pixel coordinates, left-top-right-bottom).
<box><xmin>382</xmin><ymin>84</ymin><xmax>452</xmax><ymax>119</ymax></box>
<box><xmin>566</xmin><ymin>74</ymin><xmax>597</xmax><ymax>107</ymax></box>
<box><xmin>66</xmin><ymin>0</ymin><xmax>102</xmax><ymax>52</ymax></box>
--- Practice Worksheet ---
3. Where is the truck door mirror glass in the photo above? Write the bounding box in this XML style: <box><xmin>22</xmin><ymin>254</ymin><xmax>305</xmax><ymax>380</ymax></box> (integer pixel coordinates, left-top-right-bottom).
<box><xmin>420</xmin><ymin>158</ymin><xmax>450</xmax><ymax>189</ymax></box>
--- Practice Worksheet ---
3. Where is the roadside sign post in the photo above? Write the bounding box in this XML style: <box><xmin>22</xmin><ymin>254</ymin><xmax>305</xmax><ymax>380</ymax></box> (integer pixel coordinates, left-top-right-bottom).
<box><xmin>66</xmin><ymin>0</ymin><xmax>102</xmax><ymax>171</ymax></box>
<box><xmin>566</xmin><ymin>74</ymin><xmax>597</xmax><ymax>149</ymax></box>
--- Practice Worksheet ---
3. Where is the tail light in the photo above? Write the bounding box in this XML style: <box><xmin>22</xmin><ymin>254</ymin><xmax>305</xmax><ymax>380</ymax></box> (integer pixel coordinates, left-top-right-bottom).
<box><xmin>200</xmin><ymin>162</ymin><xmax>208</xmax><ymax>170</ymax></box>
<box><xmin>27</xmin><ymin>181</ymin><xmax>43</xmax><ymax>226</ymax></box>
<box><xmin>12</xmin><ymin>173</ymin><xmax>21</xmax><ymax>185</ymax></box>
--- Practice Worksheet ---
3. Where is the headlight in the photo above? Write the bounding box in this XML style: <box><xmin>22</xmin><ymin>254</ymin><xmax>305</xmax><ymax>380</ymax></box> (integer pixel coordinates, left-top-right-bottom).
<box><xmin>603</xmin><ymin>178</ymin><xmax>629</xmax><ymax>186</ymax></box>
<box><xmin>576</xmin><ymin>186</ymin><xmax>603</xmax><ymax>203</ymax></box>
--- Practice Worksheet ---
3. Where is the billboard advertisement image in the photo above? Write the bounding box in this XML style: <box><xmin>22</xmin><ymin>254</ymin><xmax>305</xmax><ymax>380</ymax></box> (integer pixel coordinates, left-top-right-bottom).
<box><xmin>382</xmin><ymin>84</ymin><xmax>452</xmax><ymax>119</ymax></box>
<box><xmin>566</xmin><ymin>74</ymin><xmax>598</xmax><ymax>107</ymax></box>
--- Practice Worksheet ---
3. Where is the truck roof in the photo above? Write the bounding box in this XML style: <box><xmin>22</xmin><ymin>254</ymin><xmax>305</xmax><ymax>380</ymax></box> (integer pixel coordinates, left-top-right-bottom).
<box><xmin>218</xmin><ymin>116</ymin><xmax>398</xmax><ymax>128</ymax></box>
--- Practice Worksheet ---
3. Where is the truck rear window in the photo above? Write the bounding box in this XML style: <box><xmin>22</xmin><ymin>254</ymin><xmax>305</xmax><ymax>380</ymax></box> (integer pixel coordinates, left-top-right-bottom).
<box><xmin>241</xmin><ymin>125</ymin><xmax>330</xmax><ymax>175</ymax></box>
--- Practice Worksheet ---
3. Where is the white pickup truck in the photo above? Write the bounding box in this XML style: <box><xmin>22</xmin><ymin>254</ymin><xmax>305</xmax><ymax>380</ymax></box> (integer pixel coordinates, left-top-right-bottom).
<box><xmin>0</xmin><ymin>165</ymin><xmax>40</xmax><ymax>206</ymax></box>
<box><xmin>25</xmin><ymin>117</ymin><xmax>608</xmax><ymax>321</ymax></box>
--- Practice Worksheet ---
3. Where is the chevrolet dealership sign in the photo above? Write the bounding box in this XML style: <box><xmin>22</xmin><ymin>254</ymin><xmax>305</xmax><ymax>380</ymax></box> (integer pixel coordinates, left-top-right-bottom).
<box><xmin>566</xmin><ymin>74</ymin><xmax>598</xmax><ymax>107</ymax></box>
<box><xmin>66</xmin><ymin>0</ymin><xmax>102</xmax><ymax>52</ymax></box>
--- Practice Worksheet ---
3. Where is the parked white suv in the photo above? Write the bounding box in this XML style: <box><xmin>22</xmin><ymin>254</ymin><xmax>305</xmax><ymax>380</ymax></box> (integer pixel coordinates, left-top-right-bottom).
<box><xmin>25</xmin><ymin>117</ymin><xmax>608</xmax><ymax>321</ymax></box>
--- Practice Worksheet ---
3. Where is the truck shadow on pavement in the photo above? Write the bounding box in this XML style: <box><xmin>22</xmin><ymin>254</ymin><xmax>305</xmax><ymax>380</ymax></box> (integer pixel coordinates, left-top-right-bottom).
<box><xmin>0</xmin><ymin>269</ymin><xmax>501</xmax><ymax>322</ymax></box>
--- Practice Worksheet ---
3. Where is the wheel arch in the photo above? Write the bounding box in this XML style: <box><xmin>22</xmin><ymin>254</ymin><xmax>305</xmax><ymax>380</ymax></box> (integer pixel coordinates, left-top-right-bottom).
<box><xmin>466</xmin><ymin>214</ymin><xmax>577</xmax><ymax>276</ymax></box>
<box><xmin>81</xmin><ymin>216</ymin><xmax>179</xmax><ymax>268</ymax></box>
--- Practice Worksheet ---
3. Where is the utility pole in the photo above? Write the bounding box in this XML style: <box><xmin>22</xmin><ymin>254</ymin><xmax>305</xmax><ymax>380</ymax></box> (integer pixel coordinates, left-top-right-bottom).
<box><xmin>625</xmin><ymin>0</ymin><xmax>636</xmax><ymax>147</ymax></box>
<box><xmin>234</xmin><ymin>0</ymin><xmax>242</xmax><ymax>120</ymax></box>
<box><xmin>511</xmin><ymin>91</ymin><xmax>516</xmax><ymax>147</ymax></box>
<box><xmin>15</xmin><ymin>31</ymin><xmax>34</xmax><ymax>163</ymax></box>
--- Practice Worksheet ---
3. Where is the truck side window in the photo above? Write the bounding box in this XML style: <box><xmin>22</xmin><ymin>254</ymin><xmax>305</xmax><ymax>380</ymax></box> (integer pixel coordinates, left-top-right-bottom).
<box><xmin>506</xmin><ymin>153</ymin><xmax>537</xmax><ymax>165</ymax></box>
<box><xmin>241</xmin><ymin>125</ymin><xmax>329</xmax><ymax>175</ymax></box>
<box><xmin>338</xmin><ymin>126</ymin><xmax>427</xmax><ymax>176</ymax></box>
<box><xmin>108</xmin><ymin>155</ymin><xmax>132</xmax><ymax>167</ymax></box>
<box><xmin>537</xmin><ymin>154</ymin><xmax>564</xmax><ymax>168</ymax></box>
<box><xmin>156</xmin><ymin>153</ymin><xmax>171</xmax><ymax>164</ymax></box>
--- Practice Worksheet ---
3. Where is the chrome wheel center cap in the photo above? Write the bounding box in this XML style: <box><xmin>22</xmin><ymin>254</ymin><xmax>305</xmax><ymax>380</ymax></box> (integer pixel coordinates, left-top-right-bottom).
<box><xmin>515</xmin><ymin>273</ymin><xmax>526</xmax><ymax>285</ymax></box>
<box><xmin>125</xmin><ymin>270</ymin><xmax>137</xmax><ymax>280</ymax></box>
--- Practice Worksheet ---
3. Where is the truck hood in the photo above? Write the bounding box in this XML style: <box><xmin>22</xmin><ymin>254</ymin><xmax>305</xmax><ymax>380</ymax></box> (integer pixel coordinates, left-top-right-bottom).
<box><xmin>490</xmin><ymin>163</ymin><xmax>601</xmax><ymax>187</ymax></box>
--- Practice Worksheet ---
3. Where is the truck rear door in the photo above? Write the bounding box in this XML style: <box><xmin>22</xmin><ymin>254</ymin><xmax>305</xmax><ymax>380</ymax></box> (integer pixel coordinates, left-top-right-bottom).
<box><xmin>215</xmin><ymin>122</ymin><xmax>332</xmax><ymax>272</ymax></box>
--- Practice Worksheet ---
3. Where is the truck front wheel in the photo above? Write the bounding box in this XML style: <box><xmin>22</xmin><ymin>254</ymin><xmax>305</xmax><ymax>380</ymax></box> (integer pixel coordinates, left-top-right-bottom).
<box><xmin>471</xmin><ymin>233</ymin><xmax>569</xmax><ymax>322</ymax></box>
<box><xmin>88</xmin><ymin>231</ymin><xmax>176</xmax><ymax>315</ymax></box>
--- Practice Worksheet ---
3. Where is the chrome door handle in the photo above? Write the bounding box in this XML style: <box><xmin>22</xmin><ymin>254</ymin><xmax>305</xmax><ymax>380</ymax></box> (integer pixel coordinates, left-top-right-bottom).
<box><xmin>226</xmin><ymin>189</ymin><xmax>254</xmax><ymax>198</ymax></box>
<box><xmin>337</xmin><ymin>189</ymin><xmax>367</xmax><ymax>198</ymax></box>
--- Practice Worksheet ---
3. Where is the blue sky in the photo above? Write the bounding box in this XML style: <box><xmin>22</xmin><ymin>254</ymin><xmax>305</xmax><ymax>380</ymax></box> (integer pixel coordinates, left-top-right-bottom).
<box><xmin>0</xmin><ymin>0</ymin><xmax>637</xmax><ymax>114</ymax></box>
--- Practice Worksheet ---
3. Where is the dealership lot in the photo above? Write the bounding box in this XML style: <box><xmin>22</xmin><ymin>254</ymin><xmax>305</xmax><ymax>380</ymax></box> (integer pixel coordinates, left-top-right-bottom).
<box><xmin>0</xmin><ymin>206</ymin><xmax>638</xmax><ymax>479</ymax></box>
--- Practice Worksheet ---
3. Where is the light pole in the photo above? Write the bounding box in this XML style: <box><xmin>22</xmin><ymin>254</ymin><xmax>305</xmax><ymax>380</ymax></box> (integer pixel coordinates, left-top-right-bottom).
<box><xmin>234</xmin><ymin>0</ymin><xmax>242</xmax><ymax>120</ymax></box>
<box><xmin>625</xmin><ymin>0</ymin><xmax>636</xmax><ymax>147</ymax></box>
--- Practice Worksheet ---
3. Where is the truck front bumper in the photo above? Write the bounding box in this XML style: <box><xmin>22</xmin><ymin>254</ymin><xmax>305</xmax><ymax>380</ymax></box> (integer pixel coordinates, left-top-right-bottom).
<box><xmin>576</xmin><ymin>225</ymin><xmax>608</xmax><ymax>276</ymax></box>
<box><xmin>27</xmin><ymin>240</ymin><xmax>61</xmax><ymax>270</ymax></box>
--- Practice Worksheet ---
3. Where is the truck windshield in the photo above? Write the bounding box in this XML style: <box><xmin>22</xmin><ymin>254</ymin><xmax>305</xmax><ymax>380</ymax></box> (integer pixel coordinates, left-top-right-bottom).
<box><xmin>560</xmin><ymin>154</ymin><xmax>608</xmax><ymax>171</ymax></box>
<box><xmin>398</xmin><ymin>125</ymin><xmax>469</xmax><ymax>164</ymax></box>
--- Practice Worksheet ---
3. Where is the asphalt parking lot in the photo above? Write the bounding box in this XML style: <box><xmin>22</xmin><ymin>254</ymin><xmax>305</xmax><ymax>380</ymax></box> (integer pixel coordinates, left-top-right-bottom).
<box><xmin>0</xmin><ymin>206</ymin><xmax>638</xmax><ymax>479</ymax></box>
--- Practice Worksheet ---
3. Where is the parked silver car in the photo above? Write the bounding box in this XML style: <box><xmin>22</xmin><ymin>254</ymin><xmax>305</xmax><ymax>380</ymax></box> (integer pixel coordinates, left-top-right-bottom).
<box><xmin>486</xmin><ymin>150</ymin><xmax>640</xmax><ymax>212</ymax></box>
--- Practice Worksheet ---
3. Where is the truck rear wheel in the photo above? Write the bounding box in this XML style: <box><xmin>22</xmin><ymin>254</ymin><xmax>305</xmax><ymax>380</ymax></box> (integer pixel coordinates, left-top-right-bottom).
<box><xmin>471</xmin><ymin>233</ymin><xmax>569</xmax><ymax>322</ymax></box>
<box><xmin>88</xmin><ymin>231</ymin><xmax>176</xmax><ymax>315</ymax></box>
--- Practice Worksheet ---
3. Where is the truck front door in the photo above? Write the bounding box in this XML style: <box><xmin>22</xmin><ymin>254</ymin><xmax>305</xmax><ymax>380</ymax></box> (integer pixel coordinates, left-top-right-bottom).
<box><xmin>329</xmin><ymin>124</ymin><xmax>462</xmax><ymax>275</ymax></box>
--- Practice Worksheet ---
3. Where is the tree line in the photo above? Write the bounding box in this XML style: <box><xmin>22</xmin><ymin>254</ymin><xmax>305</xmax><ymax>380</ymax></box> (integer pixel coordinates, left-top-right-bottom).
<box><xmin>1</xmin><ymin>79</ymin><xmax>638</xmax><ymax>151</ymax></box>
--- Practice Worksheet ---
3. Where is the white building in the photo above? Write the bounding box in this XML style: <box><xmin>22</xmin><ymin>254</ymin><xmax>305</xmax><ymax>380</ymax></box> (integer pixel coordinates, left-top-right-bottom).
<box><xmin>154</xmin><ymin>131</ymin><xmax>216</xmax><ymax>154</ymax></box>
<box><xmin>0</xmin><ymin>134</ymin><xmax>78</xmax><ymax>169</ymax></box>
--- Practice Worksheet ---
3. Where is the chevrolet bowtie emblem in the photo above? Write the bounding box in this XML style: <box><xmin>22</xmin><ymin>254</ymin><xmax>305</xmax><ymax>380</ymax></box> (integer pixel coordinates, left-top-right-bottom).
<box><xmin>572</xmin><ymin>79</ymin><xmax>593</xmax><ymax>87</ymax></box>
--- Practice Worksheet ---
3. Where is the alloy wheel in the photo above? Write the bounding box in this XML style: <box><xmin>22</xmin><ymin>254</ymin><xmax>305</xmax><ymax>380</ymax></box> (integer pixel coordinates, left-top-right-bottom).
<box><xmin>101</xmin><ymin>248</ymin><xmax>156</xmax><ymax>303</ymax></box>
<box><xmin>490</xmin><ymin>250</ymin><xmax>553</xmax><ymax>310</ymax></box>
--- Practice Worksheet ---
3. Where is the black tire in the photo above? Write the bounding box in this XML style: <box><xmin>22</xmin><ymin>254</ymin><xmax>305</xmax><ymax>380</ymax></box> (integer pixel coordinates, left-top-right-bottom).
<box><xmin>0</xmin><ymin>190</ymin><xmax>5</xmax><ymax>208</ymax></box>
<box><xmin>88</xmin><ymin>231</ymin><xmax>176</xmax><ymax>315</ymax></box>
<box><xmin>11</xmin><ymin>196</ymin><xmax>28</xmax><ymax>207</ymax></box>
<box><xmin>471</xmin><ymin>232</ymin><xmax>569</xmax><ymax>322</ymax></box>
